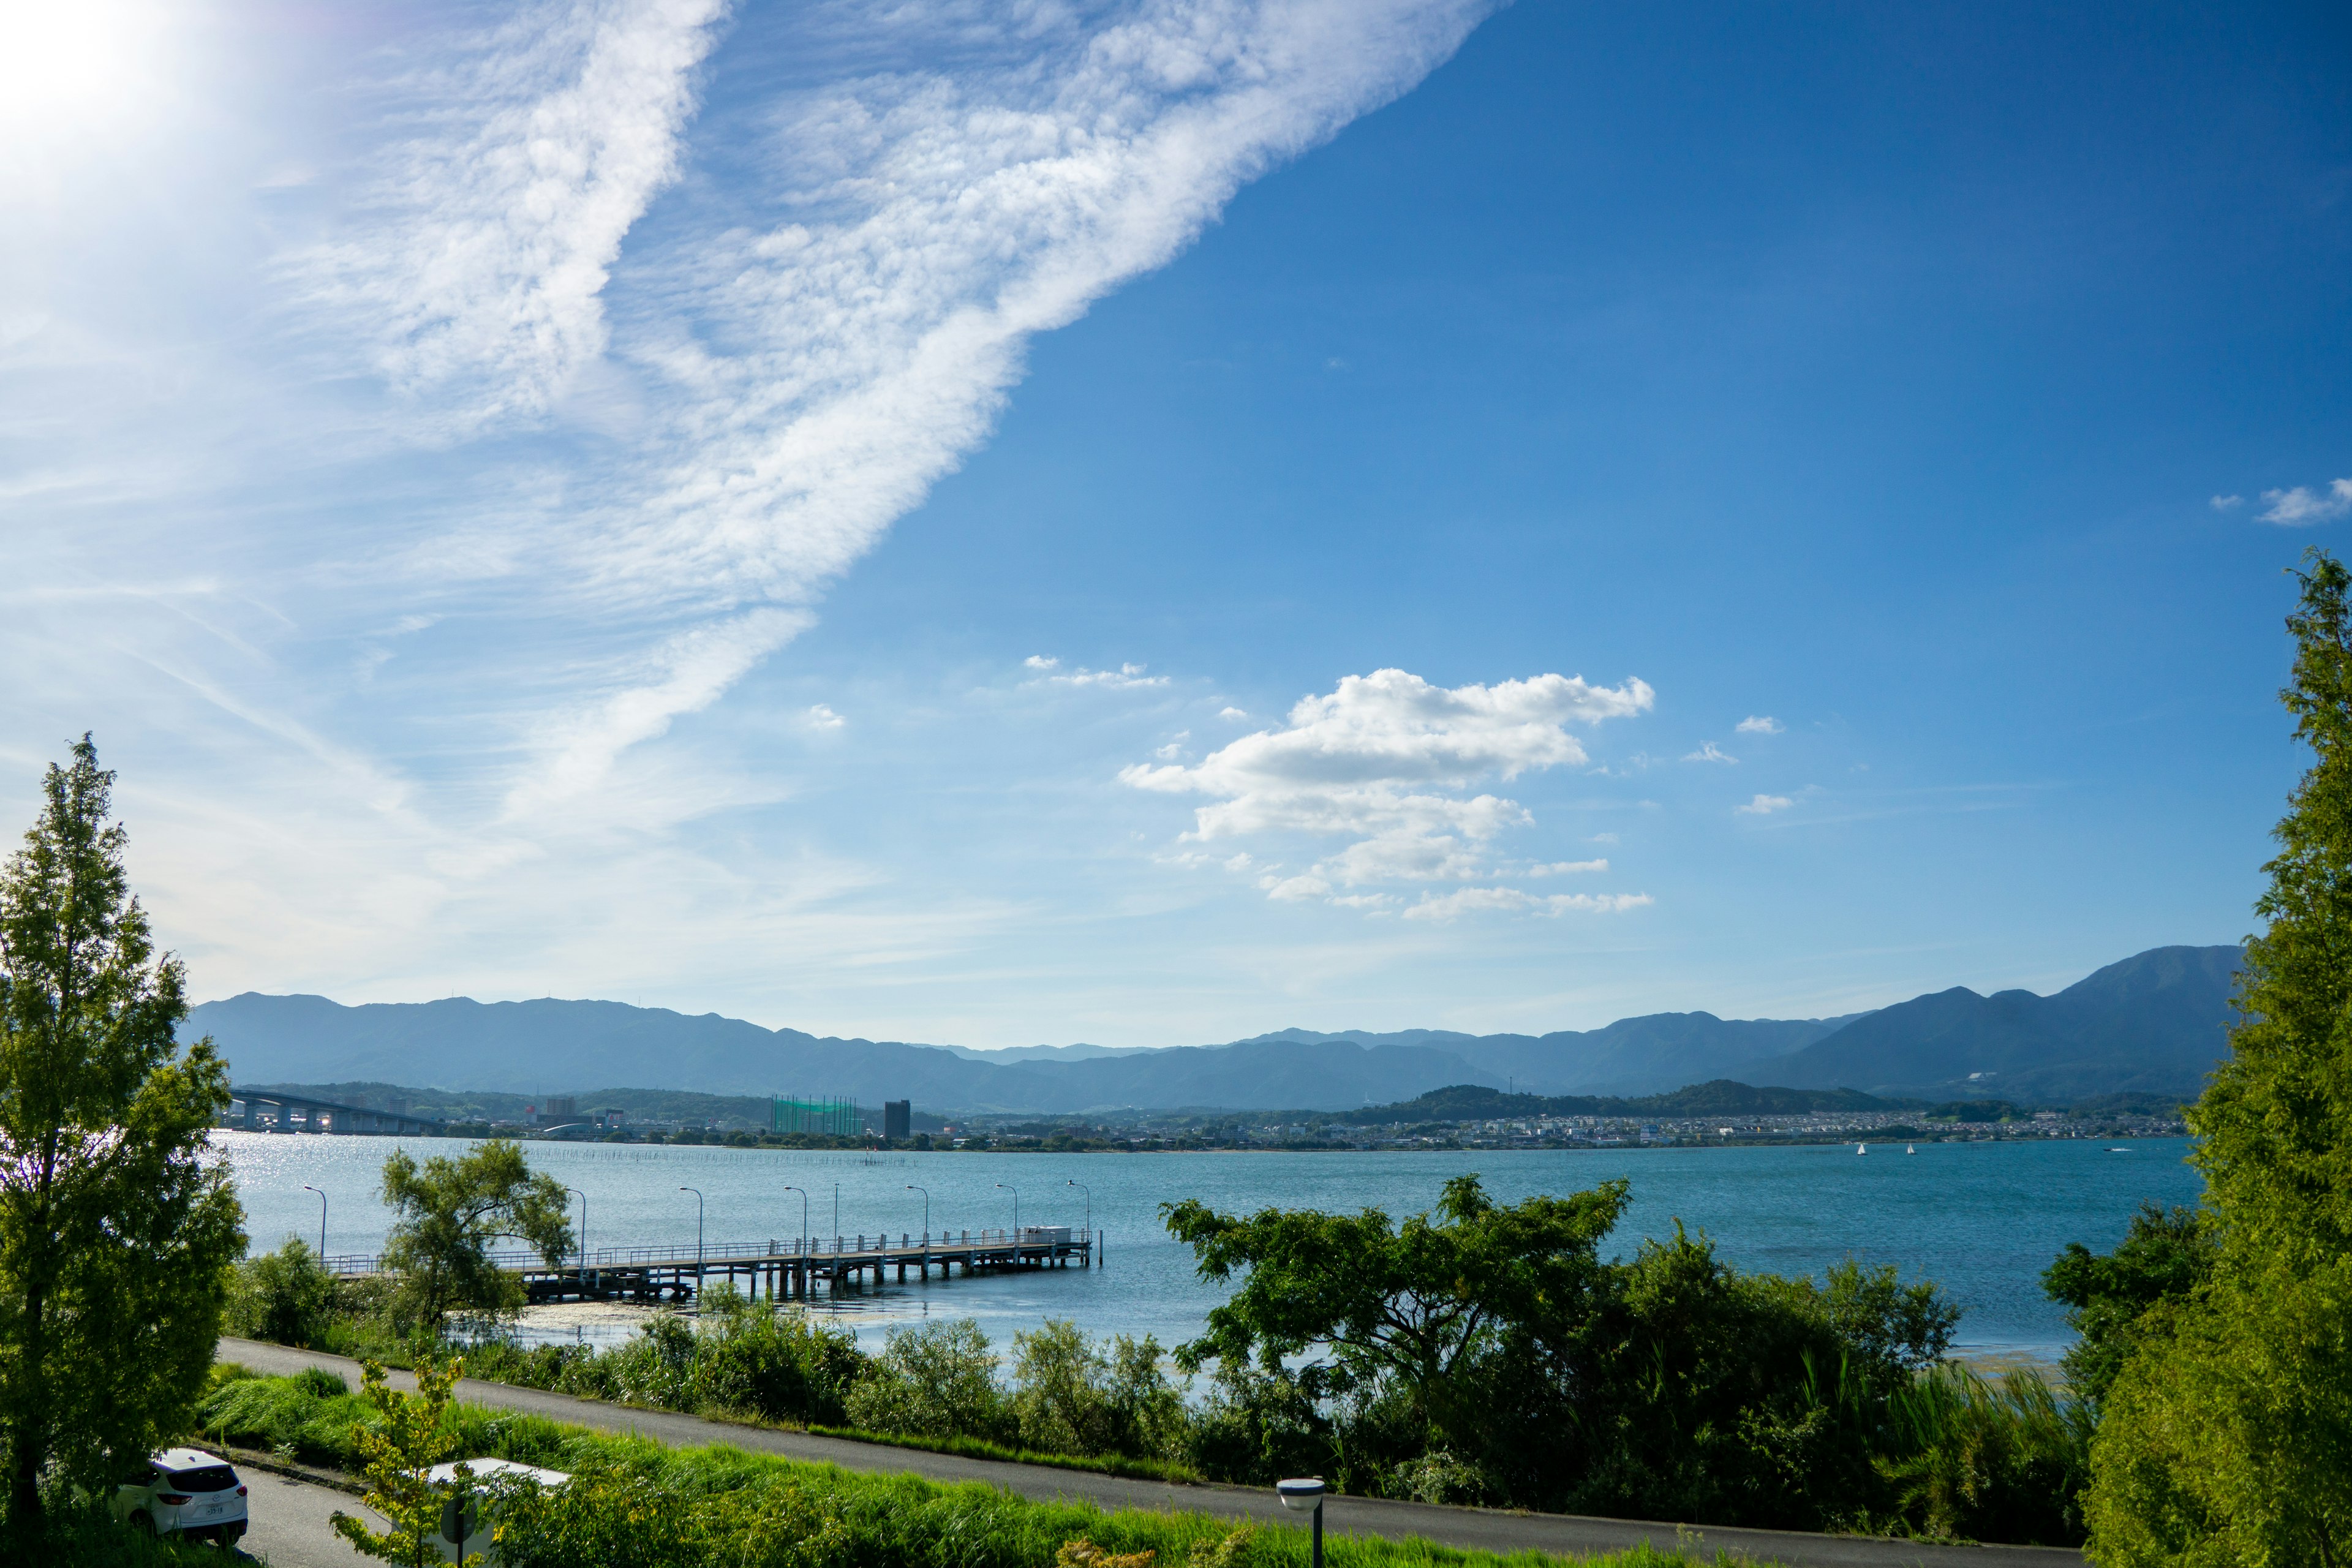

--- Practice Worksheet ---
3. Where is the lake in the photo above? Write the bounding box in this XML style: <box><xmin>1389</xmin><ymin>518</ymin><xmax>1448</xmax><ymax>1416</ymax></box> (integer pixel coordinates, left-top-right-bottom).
<box><xmin>216</xmin><ymin>1132</ymin><xmax>2201</xmax><ymax>1363</ymax></box>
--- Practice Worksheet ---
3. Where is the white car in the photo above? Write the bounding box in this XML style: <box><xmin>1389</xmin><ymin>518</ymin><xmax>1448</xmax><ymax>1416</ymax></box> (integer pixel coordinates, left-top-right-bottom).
<box><xmin>114</xmin><ymin>1447</ymin><xmax>248</xmax><ymax>1547</ymax></box>
<box><xmin>421</xmin><ymin>1458</ymin><xmax>571</xmax><ymax>1564</ymax></box>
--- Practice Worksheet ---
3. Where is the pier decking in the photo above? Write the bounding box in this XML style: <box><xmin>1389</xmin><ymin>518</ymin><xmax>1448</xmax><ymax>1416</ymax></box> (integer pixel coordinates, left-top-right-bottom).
<box><xmin>325</xmin><ymin>1227</ymin><xmax>1098</xmax><ymax>1305</ymax></box>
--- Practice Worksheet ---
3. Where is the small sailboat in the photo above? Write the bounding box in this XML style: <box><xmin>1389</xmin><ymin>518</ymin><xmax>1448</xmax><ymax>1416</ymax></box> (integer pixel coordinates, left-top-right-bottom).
<box><xmin>1905</xmin><ymin>1144</ymin><xmax>1917</xmax><ymax>1155</ymax></box>
<box><xmin>1855</xmin><ymin>1142</ymin><xmax>1868</xmax><ymax>1155</ymax></box>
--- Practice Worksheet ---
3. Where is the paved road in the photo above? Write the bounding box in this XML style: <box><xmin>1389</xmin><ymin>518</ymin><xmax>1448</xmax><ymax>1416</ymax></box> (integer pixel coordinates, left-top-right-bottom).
<box><xmin>238</xmin><ymin>1468</ymin><xmax>375</xmax><ymax>1567</ymax></box>
<box><xmin>218</xmin><ymin>1338</ymin><xmax>2084</xmax><ymax>1568</ymax></box>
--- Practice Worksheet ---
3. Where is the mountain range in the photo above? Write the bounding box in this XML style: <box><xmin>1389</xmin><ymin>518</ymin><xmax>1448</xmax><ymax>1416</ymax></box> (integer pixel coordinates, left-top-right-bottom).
<box><xmin>185</xmin><ymin>944</ymin><xmax>2243</xmax><ymax>1113</ymax></box>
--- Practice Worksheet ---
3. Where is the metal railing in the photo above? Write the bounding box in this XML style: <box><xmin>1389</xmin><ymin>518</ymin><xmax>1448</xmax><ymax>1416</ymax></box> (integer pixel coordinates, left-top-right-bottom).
<box><xmin>322</xmin><ymin>1226</ymin><xmax>1085</xmax><ymax>1276</ymax></box>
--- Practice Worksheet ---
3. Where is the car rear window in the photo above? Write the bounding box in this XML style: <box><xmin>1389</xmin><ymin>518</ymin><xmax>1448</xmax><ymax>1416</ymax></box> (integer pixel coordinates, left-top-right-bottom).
<box><xmin>167</xmin><ymin>1467</ymin><xmax>239</xmax><ymax>1493</ymax></box>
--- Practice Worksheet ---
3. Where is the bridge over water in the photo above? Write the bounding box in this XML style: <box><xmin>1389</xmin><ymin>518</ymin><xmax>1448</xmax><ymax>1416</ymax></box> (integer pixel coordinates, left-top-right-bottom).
<box><xmin>228</xmin><ymin>1088</ymin><xmax>448</xmax><ymax>1137</ymax></box>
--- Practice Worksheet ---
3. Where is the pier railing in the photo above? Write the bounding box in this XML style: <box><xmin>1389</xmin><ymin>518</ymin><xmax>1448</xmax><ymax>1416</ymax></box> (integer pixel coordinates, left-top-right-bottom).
<box><xmin>322</xmin><ymin>1226</ymin><xmax>1077</xmax><ymax>1277</ymax></box>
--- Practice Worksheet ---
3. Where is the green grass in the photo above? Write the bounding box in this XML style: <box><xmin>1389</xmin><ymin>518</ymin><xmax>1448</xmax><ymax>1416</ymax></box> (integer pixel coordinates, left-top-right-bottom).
<box><xmin>195</xmin><ymin>1370</ymin><xmax>1763</xmax><ymax>1568</ymax></box>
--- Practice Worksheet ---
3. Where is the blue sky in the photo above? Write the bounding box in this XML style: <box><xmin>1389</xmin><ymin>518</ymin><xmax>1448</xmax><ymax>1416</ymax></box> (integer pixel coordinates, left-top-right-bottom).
<box><xmin>3</xmin><ymin>0</ymin><xmax>2347</xmax><ymax>1049</ymax></box>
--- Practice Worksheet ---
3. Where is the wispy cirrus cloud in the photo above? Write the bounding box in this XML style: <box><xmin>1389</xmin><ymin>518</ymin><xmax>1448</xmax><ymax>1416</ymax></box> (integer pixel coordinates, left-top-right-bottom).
<box><xmin>1</xmin><ymin>1</ymin><xmax>1509</xmax><ymax>1000</ymax></box>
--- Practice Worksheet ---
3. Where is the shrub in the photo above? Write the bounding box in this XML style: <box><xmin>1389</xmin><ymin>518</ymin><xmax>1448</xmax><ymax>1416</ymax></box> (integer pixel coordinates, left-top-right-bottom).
<box><xmin>845</xmin><ymin>1317</ymin><xmax>1012</xmax><ymax>1444</ymax></box>
<box><xmin>226</xmin><ymin>1237</ymin><xmax>339</xmax><ymax>1348</ymax></box>
<box><xmin>1011</xmin><ymin>1321</ymin><xmax>1188</xmax><ymax>1461</ymax></box>
<box><xmin>1875</xmin><ymin>1363</ymin><xmax>2092</xmax><ymax>1546</ymax></box>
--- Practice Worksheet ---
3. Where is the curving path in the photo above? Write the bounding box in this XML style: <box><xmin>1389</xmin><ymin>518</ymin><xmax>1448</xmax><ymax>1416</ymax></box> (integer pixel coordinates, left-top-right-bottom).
<box><xmin>217</xmin><ymin>1338</ymin><xmax>2083</xmax><ymax>1568</ymax></box>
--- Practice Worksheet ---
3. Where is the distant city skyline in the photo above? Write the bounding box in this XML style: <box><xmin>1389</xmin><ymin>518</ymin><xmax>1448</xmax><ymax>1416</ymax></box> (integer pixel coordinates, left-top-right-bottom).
<box><xmin>3</xmin><ymin>2</ymin><xmax>2346</xmax><ymax>1046</ymax></box>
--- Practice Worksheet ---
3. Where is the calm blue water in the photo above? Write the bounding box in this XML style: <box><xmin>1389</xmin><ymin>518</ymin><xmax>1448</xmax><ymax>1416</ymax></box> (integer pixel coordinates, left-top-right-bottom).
<box><xmin>216</xmin><ymin>1133</ymin><xmax>2200</xmax><ymax>1363</ymax></box>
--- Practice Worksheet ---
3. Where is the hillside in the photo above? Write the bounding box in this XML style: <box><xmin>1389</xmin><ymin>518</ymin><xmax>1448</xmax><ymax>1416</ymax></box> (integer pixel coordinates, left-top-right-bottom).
<box><xmin>185</xmin><ymin>943</ymin><xmax>2245</xmax><ymax>1113</ymax></box>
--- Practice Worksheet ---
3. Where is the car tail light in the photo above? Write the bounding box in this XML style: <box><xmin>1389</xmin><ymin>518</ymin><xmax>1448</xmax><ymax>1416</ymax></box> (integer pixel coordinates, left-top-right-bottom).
<box><xmin>236</xmin><ymin>1485</ymin><xmax>248</xmax><ymax>1496</ymax></box>
<box><xmin>158</xmin><ymin>1493</ymin><xmax>190</xmax><ymax>1506</ymax></box>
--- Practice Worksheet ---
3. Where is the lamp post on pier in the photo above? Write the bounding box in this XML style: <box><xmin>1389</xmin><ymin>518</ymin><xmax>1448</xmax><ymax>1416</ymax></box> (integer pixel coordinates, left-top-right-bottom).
<box><xmin>565</xmin><ymin>1186</ymin><xmax>589</xmax><ymax>1298</ymax></box>
<box><xmin>303</xmin><ymin>1185</ymin><xmax>326</xmax><ymax>1259</ymax></box>
<box><xmin>1065</xmin><ymin>1178</ymin><xmax>1090</xmax><ymax>1260</ymax></box>
<box><xmin>907</xmin><ymin>1185</ymin><xmax>930</xmax><ymax>1274</ymax></box>
<box><xmin>680</xmin><ymin>1186</ymin><xmax>704</xmax><ymax>1308</ymax></box>
<box><xmin>783</xmin><ymin>1185</ymin><xmax>809</xmax><ymax>1295</ymax></box>
<box><xmin>995</xmin><ymin>1182</ymin><xmax>1019</xmax><ymax>1264</ymax></box>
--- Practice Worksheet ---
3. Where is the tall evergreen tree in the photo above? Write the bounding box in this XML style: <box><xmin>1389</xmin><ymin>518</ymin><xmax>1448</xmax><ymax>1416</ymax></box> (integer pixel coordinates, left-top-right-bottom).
<box><xmin>2087</xmin><ymin>552</ymin><xmax>2352</xmax><ymax>1563</ymax></box>
<box><xmin>0</xmin><ymin>738</ymin><xmax>246</xmax><ymax>1530</ymax></box>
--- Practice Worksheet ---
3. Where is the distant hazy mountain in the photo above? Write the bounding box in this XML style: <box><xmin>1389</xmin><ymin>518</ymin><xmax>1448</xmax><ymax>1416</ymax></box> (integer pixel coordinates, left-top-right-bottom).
<box><xmin>186</xmin><ymin>943</ymin><xmax>2244</xmax><ymax>1112</ymax></box>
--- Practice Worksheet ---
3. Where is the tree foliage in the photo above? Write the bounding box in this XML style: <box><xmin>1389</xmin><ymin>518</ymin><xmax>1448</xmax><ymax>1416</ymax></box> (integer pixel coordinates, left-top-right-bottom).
<box><xmin>2084</xmin><ymin>550</ymin><xmax>2352</xmax><ymax>1564</ymax></box>
<box><xmin>2041</xmin><ymin>1203</ymin><xmax>2214</xmax><ymax>1409</ymax></box>
<box><xmin>332</xmin><ymin>1354</ymin><xmax>470</xmax><ymax>1564</ymax></box>
<box><xmin>1165</xmin><ymin>1174</ymin><xmax>1961</xmax><ymax>1531</ymax></box>
<box><xmin>228</xmin><ymin>1236</ymin><xmax>341</xmax><ymax>1349</ymax></box>
<box><xmin>0</xmin><ymin>737</ymin><xmax>246</xmax><ymax>1529</ymax></box>
<box><xmin>379</xmin><ymin>1139</ymin><xmax>570</xmax><ymax>1333</ymax></box>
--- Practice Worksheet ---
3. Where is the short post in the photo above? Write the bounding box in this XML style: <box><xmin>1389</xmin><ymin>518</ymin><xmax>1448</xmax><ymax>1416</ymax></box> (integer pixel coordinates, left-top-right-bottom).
<box><xmin>1278</xmin><ymin>1478</ymin><xmax>1325</xmax><ymax>1568</ymax></box>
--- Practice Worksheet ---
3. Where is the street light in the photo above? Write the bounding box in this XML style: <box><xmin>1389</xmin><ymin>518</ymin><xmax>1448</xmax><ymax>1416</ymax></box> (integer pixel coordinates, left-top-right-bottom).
<box><xmin>303</xmin><ymin>1185</ymin><xmax>326</xmax><ymax>1258</ymax></box>
<box><xmin>1065</xmin><ymin>1178</ymin><xmax>1090</xmax><ymax>1251</ymax></box>
<box><xmin>782</xmin><ymin>1185</ymin><xmax>809</xmax><ymax>1294</ymax></box>
<box><xmin>906</xmin><ymin>1184</ymin><xmax>930</xmax><ymax>1265</ymax></box>
<box><xmin>680</xmin><ymin>1186</ymin><xmax>704</xmax><ymax>1308</ymax></box>
<box><xmin>996</xmin><ymin>1183</ymin><xmax>1019</xmax><ymax>1253</ymax></box>
<box><xmin>564</xmin><ymin>1187</ymin><xmax>588</xmax><ymax>1272</ymax></box>
<box><xmin>1277</xmin><ymin>1478</ymin><xmax>1326</xmax><ymax>1568</ymax></box>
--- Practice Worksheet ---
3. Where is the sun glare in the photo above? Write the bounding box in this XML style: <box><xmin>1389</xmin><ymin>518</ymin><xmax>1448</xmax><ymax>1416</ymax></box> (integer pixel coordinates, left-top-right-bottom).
<box><xmin>0</xmin><ymin>0</ymin><xmax>167</xmax><ymax>134</ymax></box>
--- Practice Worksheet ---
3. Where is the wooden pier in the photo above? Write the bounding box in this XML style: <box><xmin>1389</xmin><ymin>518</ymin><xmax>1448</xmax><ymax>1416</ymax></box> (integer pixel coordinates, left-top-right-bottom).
<box><xmin>324</xmin><ymin>1226</ymin><xmax>1098</xmax><ymax>1305</ymax></box>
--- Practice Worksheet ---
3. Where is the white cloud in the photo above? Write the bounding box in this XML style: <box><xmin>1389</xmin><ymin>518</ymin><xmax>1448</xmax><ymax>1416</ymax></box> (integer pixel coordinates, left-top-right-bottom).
<box><xmin>1218</xmin><ymin>706</ymin><xmax>1250</xmax><ymax>721</ymax></box>
<box><xmin>2259</xmin><ymin>480</ymin><xmax>2352</xmax><ymax>526</ymax></box>
<box><xmin>2211</xmin><ymin>494</ymin><xmax>2244</xmax><ymax>511</ymax></box>
<box><xmin>806</xmin><ymin>703</ymin><xmax>845</xmax><ymax>730</ymax></box>
<box><xmin>1402</xmin><ymin>888</ymin><xmax>1653</xmax><ymax>921</ymax></box>
<box><xmin>505</xmin><ymin>607</ymin><xmax>809</xmax><ymax>817</ymax></box>
<box><xmin>1038</xmin><ymin>662</ymin><xmax>1170</xmax><ymax>691</ymax></box>
<box><xmin>1736</xmin><ymin>793</ymin><xmax>1794</xmax><ymax>816</ymax></box>
<box><xmin>1589</xmin><ymin>832</ymin><xmax>1620</xmax><ymax>845</ymax></box>
<box><xmin>1683</xmin><ymin>741</ymin><xmax>1738</xmax><ymax>764</ymax></box>
<box><xmin>1259</xmin><ymin>872</ymin><xmax>1332</xmax><ymax>902</ymax></box>
<box><xmin>302</xmin><ymin>0</ymin><xmax>733</xmax><ymax>429</ymax></box>
<box><xmin>1735</xmin><ymin>715</ymin><xmax>1783</xmax><ymax>735</ymax></box>
<box><xmin>1025</xmin><ymin>655</ymin><xmax>1061</xmax><ymax>671</ymax></box>
<box><xmin>1527</xmin><ymin>858</ymin><xmax>1607</xmax><ymax>876</ymax></box>
<box><xmin>1126</xmin><ymin>667</ymin><xmax>1652</xmax><ymax>909</ymax></box>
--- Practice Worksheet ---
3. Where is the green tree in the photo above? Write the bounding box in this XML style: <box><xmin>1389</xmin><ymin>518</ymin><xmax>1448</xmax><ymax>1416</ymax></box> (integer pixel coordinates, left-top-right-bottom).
<box><xmin>2041</xmin><ymin>1203</ymin><xmax>2214</xmax><ymax>1408</ymax></box>
<box><xmin>229</xmin><ymin>1235</ymin><xmax>341</xmax><ymax>1348</ymax></box>
<box><xmin>333</xmin><ymin>1353</ymin><xmax>470</xmax><ymax>1564</ymax></box>
<box><xmin>1164</xmin><ymin>1175</ymin><xmax>1627</xmax><ymax>1496</ymax></box>
<box><xmin>0</xmin><ymin>736</ymin><xmax>246</xmax><ymax>1530</ymax></box>
<box><xmin>2086</xmin><ymin>550</ymin><xmax>2352</xmax><ymax>1563</ymax></box>
<box><xmin>379</xmin><ymin>1140</ymin><xmax>570</xmax><ymax>1335</ymax></box>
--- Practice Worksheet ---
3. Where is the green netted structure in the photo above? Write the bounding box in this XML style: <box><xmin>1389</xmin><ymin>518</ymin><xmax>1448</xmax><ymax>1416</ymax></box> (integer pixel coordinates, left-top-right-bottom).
<box><xmin>772</xmin><ymin>1095</ymin><xmax>863</xmax><ymax>1137</ymax></box>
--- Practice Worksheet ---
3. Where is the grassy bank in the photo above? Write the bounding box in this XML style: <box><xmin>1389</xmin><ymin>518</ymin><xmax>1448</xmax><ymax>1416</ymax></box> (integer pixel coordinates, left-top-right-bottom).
<box><xmin>197</xmin><ymin>1367</ymin><xmax>1752</xmax><ymax>1568</ymax></box>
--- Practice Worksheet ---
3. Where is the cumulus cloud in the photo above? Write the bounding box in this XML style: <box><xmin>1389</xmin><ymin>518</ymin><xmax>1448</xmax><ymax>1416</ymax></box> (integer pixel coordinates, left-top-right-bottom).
<box><xmin>1735</xmin><ymin>715</ymin><xmax>1783</xmax><ymax>735</ymax></box>
<box><xmin>2211</xmin><ymin>494</ymin><xmax>2244</xmax><ymax>511</ymax></box>
<box><xmin>1402</xmin><ymin>888</ymin><xmax>1653</xmax><ymax>921</ymax></box>
<box><xmin>1736</xmin><ymin>793</ymin><xmax>1794</xmax><ymax>816</ymax></box>
<box><xmin>1683</xmin><ymin>741</ymin><xmax>1738</xmax><ymax>764</ymax></box>
<box><xmin>1526</xmin><ymin>858</ymin><xmax>1607</xmax><ymax>876</ymax></box>
<box><xmin>1218</xmin><ymin>706</ymin><xmax>1250</xmax><ymax>721</ymax></box>
<box><xmin>2260</xmin><ymin>480</ymin><xmax>2352</xmax><ymax>526</ymax></box>
<box><xmin>1125</xmin><ymin>667</ymin><xmax>1652</xmax><ymax>911</ymax></box>
<box><xmin>806</xmin><ymin>703</ymin><xmax>845</xmax><ymax>730</ymax></box>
